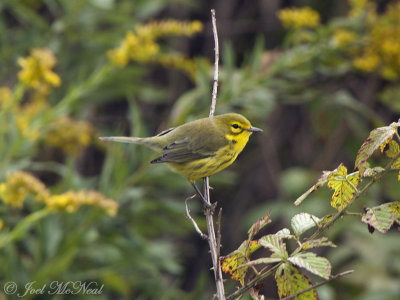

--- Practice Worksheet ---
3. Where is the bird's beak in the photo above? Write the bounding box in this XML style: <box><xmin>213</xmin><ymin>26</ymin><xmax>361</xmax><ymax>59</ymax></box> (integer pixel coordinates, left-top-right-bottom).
<box><xmin>247</xmin><ymin>126</ymin><xmax>263</xmax><ymax>133</ymax></box>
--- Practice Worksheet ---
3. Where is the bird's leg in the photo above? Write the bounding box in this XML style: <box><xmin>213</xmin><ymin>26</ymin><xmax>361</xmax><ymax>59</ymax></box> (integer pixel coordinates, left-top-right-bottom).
<box><xmin>191</xmin><ymin>182</ymin><xmax>212</xmax><ymax>208</ymax></box>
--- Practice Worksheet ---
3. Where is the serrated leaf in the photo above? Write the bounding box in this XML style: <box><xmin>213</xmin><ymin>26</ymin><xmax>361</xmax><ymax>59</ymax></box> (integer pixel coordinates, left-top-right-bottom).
<box><xmin>248</xmin><ymin>211</ymin><xmax>271</xmax><ymax>240</ymax></box>
<box><xmin>301</xmin><ymin>237</ymin><xmax>336</xmax><ymax>250</ymax></box>
<box><xmin>275</xmin><ymin>228</ymin><xmax>294</xmax><ymax>239</ymax></box>
<box><xmin>259</xmin><ymin>235</ymin><xmax>287</xmax><ymax>258</ymax></box>
<box><xmin>240</xmin><ymin>257</ymin><xmax>283</xmax><ymax>268</ymax></box>
<box><xmin>355</xmin><ymin>121</ymin><xmax>400</xmax><ymax>174</ymax></box>
<box><xmin>288</xmin><ymin>252</ymin><xmax>331</xmax><ymax>280</ymax></box>
<box><xmin>291</xmin><ymin>213</ymin><xmax>320</xmax><ymax>237</ymax></box>
<box><xmin>221</xmin><ymin>240</ymin><xmax>261</xmax><ymax>285</ymax></box>
<box><xmin>294</xmin><ymin>170</ymin><xmax>330</xmax><ymax>206</ymax></box>
<box><xmin>275</xmin><ymin>263</ymin><xmax>318</xmax><ymax>300</ymax></box>
<box><xmin>327</xmin><ymin>164</ymin><xmax>360</xmax><ymax>212</ymax></box>
<box><xmin>381</xmin><ymin>139</ymin><xmax>400</xmax><ymax>158</ymax></box>
<box><xmin>361</xmin><ymin>201</ymin><xmax>400</xmax><ymax>233</ymax></box>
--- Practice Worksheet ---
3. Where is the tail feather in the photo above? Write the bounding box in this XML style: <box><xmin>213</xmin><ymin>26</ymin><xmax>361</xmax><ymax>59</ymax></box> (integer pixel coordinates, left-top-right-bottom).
<box><xmin>99</xmin><ymin>136</ymin><xmax>162</xmax><ymax>151</ymax></box>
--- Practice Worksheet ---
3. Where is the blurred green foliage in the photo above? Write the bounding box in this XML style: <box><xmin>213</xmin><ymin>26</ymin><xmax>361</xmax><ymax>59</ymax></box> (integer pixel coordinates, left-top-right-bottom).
<box><xmin>0</xmin><ymin>0</ymin><xmax>400</xmax><ymax>299</ymax></box>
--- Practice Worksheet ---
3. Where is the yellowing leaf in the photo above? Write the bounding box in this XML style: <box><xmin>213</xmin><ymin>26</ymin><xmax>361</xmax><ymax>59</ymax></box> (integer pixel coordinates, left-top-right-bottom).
<box><xmin>327</xmin><ymin>164</ymin><xmax>360</xmax><ymax>212</ymax></box>
<box><xmin>301</xmin><ymin>237</ymin><xmax>336</xmax><ymax>250</ymax></box>
<box><xmin>221</xmin><ymin>240</ymin><xmax>260</xmax><ymax>285</ymax></box>
<box><xmin>381</xmin><ymin>139</ymin><xmax>400</xmax><ymax>158</ymax></box>
<box><xmin>355</xmin><ymin>121</ymin><xmax>400</xmax><ymax>174</ymax></box>
<box><xmin>275</xmin><ymin>263</ymin><xmax>318</xmax><ymax>300</ymax></box>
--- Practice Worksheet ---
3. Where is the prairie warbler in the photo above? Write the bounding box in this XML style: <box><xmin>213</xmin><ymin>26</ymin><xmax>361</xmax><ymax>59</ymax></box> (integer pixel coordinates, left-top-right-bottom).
<box><xmin>100</xmin><ymin>113</ymin><xmax>262</xmax><ymax>206</ymax></box>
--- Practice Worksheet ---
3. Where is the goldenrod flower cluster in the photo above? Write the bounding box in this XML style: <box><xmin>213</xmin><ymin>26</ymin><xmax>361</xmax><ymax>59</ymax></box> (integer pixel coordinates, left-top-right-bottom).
<box><xmin>46</xmin><ymin>190</ymin><xmax>118</xmax><ymax>216</ymax></box>
<box><xmin>352</xmin><ymin>2</ymin><xmax>400</xmax><ymax>80</ymax></box>
<box><xmin>0</xmin><ymin>171</ymin><xmax>49</xmax><ymax>207</ymax></box>
<box><xmin>108</xmin><ymin>20</ymin><xmax>203</xmax><ymax>78</ymax></box>
<box><xmin>42</xmin><ymin>116</ymin><xmax>95</xmax><ymax>155</ymax></box>
<box><xmin>18</xmin><ymin>48</ymin><xmax>61</xmax><ymax>91</ymax></box>
<box><xmin>277</xmin><ymin>7</ymin><xmax>320</xmax><ymax>30</ymax></box>
<box><xmin>0</xmin><ymin>171</ymin><xmax>118</xmax><ymax>216</ymax></box>
<box><xmin>348</xmin><ymin>0</ymin><xmax>377</xmax><ymax>22</ymax></box>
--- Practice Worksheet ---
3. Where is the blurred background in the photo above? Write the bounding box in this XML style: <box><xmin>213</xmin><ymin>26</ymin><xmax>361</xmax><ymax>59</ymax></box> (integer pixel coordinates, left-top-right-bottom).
<box><xmin>1</xmin><ymin>0</ymin><xmax>400</xmax><ymax>299</ymax></box>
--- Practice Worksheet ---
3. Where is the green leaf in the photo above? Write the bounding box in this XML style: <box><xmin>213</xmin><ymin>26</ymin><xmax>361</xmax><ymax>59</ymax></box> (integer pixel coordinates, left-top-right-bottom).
<box><xmin>288</xmin><ymin>252</ymin><xmax>331</xmax><ymax>280</ymax></box>
<box><xmin>355</xmin><ymin>121</ymin><xmax>400</xmax><ymax>174</ymax></box>
<box><xmin>275</xmin><ymin>263</ymin><xmax>318</xmax><ymax>300</ymax></box>
<box><xmin>301</xmin><ymin>237</ymin><xmax>336</xmax><ymax>250</ymax></box>
<box><xmin>291</xmin><ymin>213</ymin><xmax>320</xmax><ymax>237</ymax></box>
<box><xmin>361</xmin><ymin>201</ymin><xmax>400</xmax><ymax>233</ymax></box>
<box><xmin>240</xmin><ymin>257</ymin><xmax>283</xmax><ymax>268</ymax></box>
<box><xmin>258</xmin><ymin>234</ymin><xmax>287</xmax><ymax>258</ymax></box>
<box><xmin>275</xmin><ymin>228</ymin><xmax>294</xmax><ymax>239</ymax></box>
<box><xmin>247</xmin><ymin>210</ymin><xmax>271</xmax><ymax>240</ymax></box>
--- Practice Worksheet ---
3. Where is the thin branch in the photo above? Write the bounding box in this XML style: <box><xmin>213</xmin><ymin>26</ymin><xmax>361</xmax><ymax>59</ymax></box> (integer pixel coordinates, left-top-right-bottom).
<box><xmin>185</xmin><ymin>196</ymin><xmax>208</xmax><ymax>239</ymax></box>
<box><xmin>209</xmin><ymin>8</ymin><xmax>219</xmax><ymax>118</ymax></box>
<box><xmin>281</xmin><ymin>270</ymin><xmax>354</xmax><ymax>300</ymax></box>
<box><xmin>203</xmin><ymin>9</ymin><xmax>225</xmax><ymax>300</ymax></box>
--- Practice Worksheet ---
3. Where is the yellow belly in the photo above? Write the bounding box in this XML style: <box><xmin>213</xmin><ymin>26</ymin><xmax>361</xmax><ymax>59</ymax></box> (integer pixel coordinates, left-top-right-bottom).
<box><xmin>168</xmin><ymin>146</ymin><xmax>238</xmax><ymax>182</ymax></box>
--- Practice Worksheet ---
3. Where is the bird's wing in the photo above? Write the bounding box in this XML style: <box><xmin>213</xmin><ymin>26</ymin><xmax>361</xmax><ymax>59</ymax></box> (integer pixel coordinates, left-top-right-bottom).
<box><xmin>150</xmin><ymin>126</ymin><xmax>227</xmax><ymax>164</ymax></box>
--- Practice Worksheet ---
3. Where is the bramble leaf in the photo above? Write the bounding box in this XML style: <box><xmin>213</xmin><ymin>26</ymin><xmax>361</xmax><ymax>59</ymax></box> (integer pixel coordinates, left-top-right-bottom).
<box><xmin>361</xmin><ymin>201</ymin><xmax>400</xmax><ymax>233</ymax></box>
<box><xmin>327</xmin><ymin>164</ymin><xmax>360</xmax><ymax>212</ymax></box>
<box><xmin>221</xmin><ymin>240</ymin><xmax>261</xmax><ymax>285</ymax></box>
<box><xmin>259</xmin><ymin>234</ymin><xmax>287</xmax><ymax>258</ymax></box>
<box><xmin>301</xmin><ymin>237</ymin><xmax>336</xmax><ymax>250</ymax></box>
<box><xmin>381</xmin><ymin>139</ymin><xmax>400</xmax><ymax>158</ymax></box>
<box><xmin>248</xmin><ymin>211</ymin><xmax>271</xmax><ymax>240</ymax></box>
<box><xmin>275</xmin><ymin>263</ymin><xmax>318</xmax><ymax>300</ymax></box>
<box><xmin>363</xmin><ymin>167</ymin><xmax>385</xmax><ymax>178</ymax></box>
<box><xmin>275</xmin><ymin>228</ymin><xmax>294</xmax><ymax>239</ymax></box>
<box><xmin>288</xmin><ymin>252</ymin><xmax>331</xmax><ymax>280</ymax></box>
<box><xmin>291</xmin><ymin>213</ymin><xmax>320</xmax><ymax>237</ymax></box>
<box><xmin>355</xmin><ymin>121</ymin><xmax>400</xmax><ymax>174</ymax></box>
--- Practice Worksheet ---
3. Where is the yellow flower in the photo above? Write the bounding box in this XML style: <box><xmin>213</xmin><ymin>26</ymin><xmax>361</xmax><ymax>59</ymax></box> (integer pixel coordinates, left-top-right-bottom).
<box><xmin>277</xmin><ymin>7</ymin><xmax>320</xmax><ymax>30</ymax></box>
<box><xmin>348</xmin><ymin>0</ymin><xmax>376</xmax><ymax>22</ymax></box>
<box><xmin>17</xmin><ymin>48</ymin><xmax>61</xmax><ymax>90</ymax></box>
<box><xmin>46</xmin><ymin>190</ymin><xmax>118</xmax><ymax>216</ymax></box>
<box><xmin>0</xmin><ymin>218</ymin><xmax>3</xmax><ymax>230</ymax></box>
<box><xmin>42</xmin><ymin>116</ymin><xmax>95</xmax><ymax>155</ymax></box>
<box><xmin>0</xmin><ymin>87</ymin><xmax>13</xmax><ymax>110</ymax></box>
<box><xmin>333</xmin><ymin>29</ymin><xmax>356</xmax><ymax>48</ymax></box>
<box><xmin>0</xmin><ymin>171</ymin><xmax>50</xmax><ymax>207</ymax></box>
<box><xmin>353</xmin><ymin>52</ymin><xmax>380</xmax><ymax>72</ymax></box>
<box><xmin>108</xmin><ymin>20</ymin><xmax>203</xmax><ymax>74</ymax></box>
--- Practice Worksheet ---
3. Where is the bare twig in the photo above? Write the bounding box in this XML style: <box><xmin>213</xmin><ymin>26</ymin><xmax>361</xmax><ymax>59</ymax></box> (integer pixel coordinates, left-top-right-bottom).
<box><xmin>202</xmin><ymin>9</ymin><xmax>225</xmax><ymax>300</ymax></box>
<box><xmin>281</xmin><ymin>270</ymin><xmax>354</xmax><ymax>300</ymax></box>
<box><xmin>209</xmin><ymin>8</ymin><xmax>219</xmax><ymax>118</ymax></box>
<box><xmin>185</xmin><ymin>196</ymin><xmax>208</xmax><ymax>239</ymax></box>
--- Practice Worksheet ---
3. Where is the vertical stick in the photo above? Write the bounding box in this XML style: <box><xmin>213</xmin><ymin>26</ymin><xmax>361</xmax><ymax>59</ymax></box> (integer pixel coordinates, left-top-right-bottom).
<box><xmin>204</xmin><ymin>9</ymin><xmax>225</xmax><ymax>300</ymax></box>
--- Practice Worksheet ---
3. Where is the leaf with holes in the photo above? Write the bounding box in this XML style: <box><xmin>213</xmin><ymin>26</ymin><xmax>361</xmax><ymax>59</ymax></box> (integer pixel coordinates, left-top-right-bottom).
<box><xmin>275</xmin><ymin>263</ymin><xmax>318</xmax><ymax>300</ymax></box>
<box><xmin>327</xmin><ymin>164</ymin><xmax>360</xmax><ymax>212</ymax></box>
<box><xmin>381</xmin><ymin>140</ymin><xmax>400</xmax><ymax>158</ymax></box>
<box><xmin>291</xmin><ymin>213</ymin><xmax>321</xmax><ymax>237</ymax></box>
<box><xmin>288</xmin><ymin>252</ymin><xmax>331</xmax><ymax>280</ymax></box>
<box><xmin>301</xmin><ymin>237</ymin><xmax>336</xmax><ymax>250</ymax></box>
<box><xmin>361</xmin><ymin>201</ymin><xmax>400</xmax><ymax>233</ymax></box>
<box><xmin>221</xmin><ymin>240</ymin><xmax>261</xmax><ymax>285</ymax></box>
<box><xmin>355</xmin><ymin>121</ymin><xmax>400</xmax><ymax>174</ymax></box>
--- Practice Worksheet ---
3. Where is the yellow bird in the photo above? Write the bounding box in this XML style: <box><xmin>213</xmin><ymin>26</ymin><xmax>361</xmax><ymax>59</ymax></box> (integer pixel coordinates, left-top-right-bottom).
<box><xmin>99</xmin><ymin>113</ymin><xmax>262</xmax><ymax>206</ymax></box>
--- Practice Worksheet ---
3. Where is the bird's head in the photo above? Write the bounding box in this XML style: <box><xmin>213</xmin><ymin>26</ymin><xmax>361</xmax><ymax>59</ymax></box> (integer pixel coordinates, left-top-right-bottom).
<box><xmin>214</xmin><ymin>113</ymin><xmax>262</xmax><ymax>139</ymax></box>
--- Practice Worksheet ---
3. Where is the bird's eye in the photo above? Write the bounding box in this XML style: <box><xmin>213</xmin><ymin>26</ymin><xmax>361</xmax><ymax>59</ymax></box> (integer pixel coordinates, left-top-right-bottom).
<box><xmin>232</xmin><ymin>124</ymin><xmax>240</xmax><ymax>129</ymax></box>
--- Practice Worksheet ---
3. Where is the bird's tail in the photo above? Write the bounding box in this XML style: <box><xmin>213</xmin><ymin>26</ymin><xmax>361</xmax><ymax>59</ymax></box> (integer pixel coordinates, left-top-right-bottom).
<box><xmin>99</xmin><ymin>136</ymin><xmax>162</xmax><ymax>151</ymax></box>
